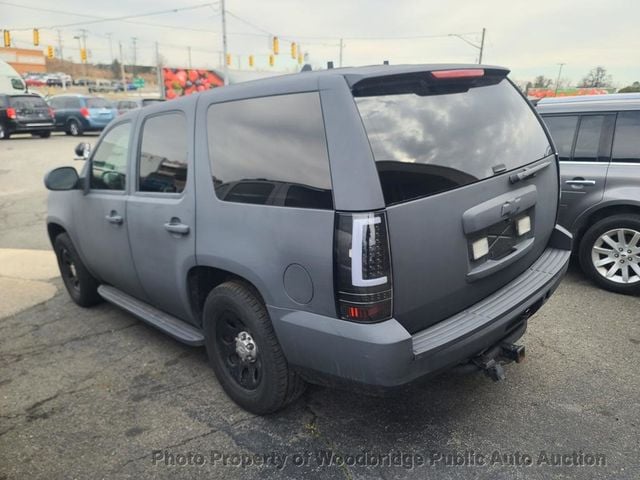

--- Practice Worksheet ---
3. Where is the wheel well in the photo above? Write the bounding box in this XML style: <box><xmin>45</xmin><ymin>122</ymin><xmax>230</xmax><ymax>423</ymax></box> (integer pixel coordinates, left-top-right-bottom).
<box><xmin>575</xmin><ymin>205</ymin><xmax>640</xmax><ymax>247</ymax></box>
<box><xmin>187</xmin><ymin>266</ymin><xmax>265</xmax><ymax>327</ymax></box>
<box><xmin>47</xmin><ymin>223</ymin><xmax>66</xmax><ymax>246</ymax></box>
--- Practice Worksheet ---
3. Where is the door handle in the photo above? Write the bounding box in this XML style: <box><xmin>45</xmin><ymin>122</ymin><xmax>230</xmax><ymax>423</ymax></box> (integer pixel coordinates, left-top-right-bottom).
<box><xmin>565</xmin><ymin>179</ymin><xmax>596</xmax><ymax>186</ymax></box>
<box><xmin>164</xmin><ymin>219</ymin><xmax>190</xmax><ymax>235</ymax></box>
<box><xmin>105</xmin><ymin>211</ymin><xmax>123</xmax><ymax>224</ymax></box>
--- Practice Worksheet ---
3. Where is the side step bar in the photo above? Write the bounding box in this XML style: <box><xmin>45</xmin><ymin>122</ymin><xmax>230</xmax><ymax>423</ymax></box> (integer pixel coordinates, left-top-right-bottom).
<box><xmin>97</xmin><ymin>285</ymin><xmax>204</xmax><ymax>346</ymax></box>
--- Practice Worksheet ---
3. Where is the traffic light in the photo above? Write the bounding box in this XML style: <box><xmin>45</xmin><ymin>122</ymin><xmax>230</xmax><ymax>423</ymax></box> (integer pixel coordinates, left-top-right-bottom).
<box><xmin>47</xmin><ymin>45</ymin><xmax>54</xmax><ymax>59</ymax></box>
<box><xmin>80</xmin><ymin>48</ymin><xmax>87</xmax><ymax>62</ymax></box>
<box><xmin>272</xmin><ymin>36</ymin><xmax>279</xmax><ymax>55</ymax></box>
<box><xmin>225</xmin><ymin>53</ymin><xmax>231</xmax><ymax>66</ymax></box>
<box><xmin>248</xmin><ymin>55</ymin><xmax>254</xmax><ymax>67</ymax></box>
<box><xmin>268</xmin><ymin>54</ymin><xmax>274</xmax><ymax>67</ymax></box>
<box><xmin>3</xmin><ymin>30</ymin><xmax>10</xmax><ymax>48</ymax></box>
<box><xmin>290</xmin><ymin>42</ymin><xmax>297</xmax><ymax>59</ymax></box>
<box><xmin>33</xmin><ymin>29</ymin><xmax>39</xmax><ymax>46</ymax></box>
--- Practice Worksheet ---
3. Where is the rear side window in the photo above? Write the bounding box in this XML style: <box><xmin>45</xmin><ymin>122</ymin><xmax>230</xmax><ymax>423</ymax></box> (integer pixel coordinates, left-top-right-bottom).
<box><xmin>573</xmin><ymin>115</ymin><xmax>606</xmax><ymax>162</ymax></box>
<box><xmin>207</xmin><ymin>92</ymin><xmax>333</xmax><ymax>209</ymax></box>
<box><xmin>354</xmin><ymin>77</ymin><xmax>551</xmax><ymax>205</ymax></box>
<box><xmin>86</xmin><ymin>98</ymin><xmax>110</xmax><ymax>109</ymax></box>
<box><xmin>612</xmin><ymin>111</ymin><xmax>640</xmax><ymax>163</ymax></box>
<box><xmin>138</xmin><ymin>112</ymin><xmax>188</xmax><ymax>193</ymax></box>
<box><xmin>64</xmin><ymin>97</ymin><xmax>81</xmax><ymax>109</ymax></box>
<box><xmin>543</xmin><ymin>115</ymin><xmax>578</xmax><ymax>161</ymax></box>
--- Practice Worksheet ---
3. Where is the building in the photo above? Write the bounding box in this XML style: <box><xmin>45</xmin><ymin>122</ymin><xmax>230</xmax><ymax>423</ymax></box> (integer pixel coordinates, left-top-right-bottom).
<box><xmin>0</xmin><ymin>47</ymin><xmax>46</xmax><ymax>74</ymax></box>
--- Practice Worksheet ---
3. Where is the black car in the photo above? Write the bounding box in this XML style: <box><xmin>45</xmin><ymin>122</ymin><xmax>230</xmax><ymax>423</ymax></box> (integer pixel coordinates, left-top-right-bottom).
<box><xmin>0</xmin><ymin>94</ymin><xmax>54</xmax><ymax>139</ymax></box>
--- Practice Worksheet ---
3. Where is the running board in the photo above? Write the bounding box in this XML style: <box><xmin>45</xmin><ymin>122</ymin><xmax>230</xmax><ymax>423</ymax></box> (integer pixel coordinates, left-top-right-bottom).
<box><xmin>97</xmin><ymin>285</ymin><xmax>204</xmax><ymax>346</ymax></box>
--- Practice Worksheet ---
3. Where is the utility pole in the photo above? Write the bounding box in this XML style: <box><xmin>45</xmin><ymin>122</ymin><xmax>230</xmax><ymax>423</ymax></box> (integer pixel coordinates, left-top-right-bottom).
<box><xmin>555</xmin><ymin>62</ymin><xmax>565</xmax><ymax>96</ymax></box>
<box><xmin>56</xmin><ymin>30</ymin><xmax>64</xmax><ymax>61</ymax></box>
<box><xmin>478</xmin><ymin>27</ymin><xmax>486</xmax><ymax>64</ymax></box>
<box><xmin>188</xmin><ymin>46</ymin><xmax>192</xmax><ymax>69</ymax></box>
<box><xmin>106</xmin><ymin>33</ymin><xmax>114</xmax><ymax>65</ymax></box>
<box><xmin>221</xmin><ymin>0</ymin><xmax>228</xmax><ymax>85</ymax></box>
<box><xmin>131</xmin><ymin>37</ymin><xmax>138</xmax><ymax>78</ymax></box>
<box><xmin>339</xmin><ymin>38</ymin><xmax>344</xmax><ymax>67</ymax></box>
<box><xmin>155</xmin><ymin>41</ymin><xmax>164</xmax><ymax>97</ymax></box>
<box><xmin>79</xmin><ymin>29</ymin><xmax>88</xmax><ymax>76</ymax></box>
<box><xmin>119</xmin><ymin>41</ymin><xmax>126</xmax><ymax>87</ymax></box>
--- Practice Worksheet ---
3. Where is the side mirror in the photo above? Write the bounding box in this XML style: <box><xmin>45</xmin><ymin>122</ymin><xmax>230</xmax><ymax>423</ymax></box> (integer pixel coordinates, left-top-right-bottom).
<box><xmin>44</xmin><ymin>167</ymin><xmax>79</xmax><ymax>191</ymax></box>
<box><xmin>74</xmin><ymin>142</ymin><xmax>91</xmax><ymax>160</ymax></box>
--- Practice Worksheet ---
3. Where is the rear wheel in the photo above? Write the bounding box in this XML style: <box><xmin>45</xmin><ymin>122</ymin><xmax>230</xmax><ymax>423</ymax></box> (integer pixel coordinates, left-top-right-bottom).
<box><xmin>53</xmin><ymin>233</ymin><xmax>102</xmax><ymax>307</ymax></box>
<box><xmin>38</xmin><ymin>131</ymin><xmax>51</xmax><ymax>138</ymax></box>
<box><xmin>579</xmin><ymin>214</ymin><xmax>640</xmax><ymax>295</ymax></box>
<box><xmin>0</xmin><ymin>124</ymin><xmax>9</xmax><ymax>140</ymax></box>
<box><xmin>203</xmin><ymin>281</ymin><xmax>305</xmax><ymax>414</ymax></box>
<box><xmin>67</xmin><ymin>119</ymin><xmax>83</xmax><ymax>136</ymax></box>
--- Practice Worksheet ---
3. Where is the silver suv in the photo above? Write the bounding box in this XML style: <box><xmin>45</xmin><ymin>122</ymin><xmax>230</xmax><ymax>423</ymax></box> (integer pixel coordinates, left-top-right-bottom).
<box><xmin>538</xmin><ymin>94</ymin><xmax>640</xmax><ymax>294</ymax></box>
<box><xmin>45</xmin><ymin>65</ymin><xmax>571</xmax><ymax>414</ymax></box>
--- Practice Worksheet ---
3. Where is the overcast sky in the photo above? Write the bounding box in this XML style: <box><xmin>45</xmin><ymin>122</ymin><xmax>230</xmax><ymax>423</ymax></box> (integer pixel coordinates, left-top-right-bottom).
<box><xmin>3</xmin><ymin>0</ymin><xmax>639</xmax><ymax>86</ymax></box>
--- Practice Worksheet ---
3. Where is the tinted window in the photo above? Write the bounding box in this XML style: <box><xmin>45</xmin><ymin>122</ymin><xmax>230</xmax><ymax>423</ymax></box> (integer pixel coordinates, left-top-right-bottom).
<box><xmin>207</xmin><ymin>92</ymin><xmax>333</xmax><ymax>209</ymax></box>
<box><xmin>9</xmin><ymin>96</ymin><xmax>47</xmax><ymax>109</ymax></box>
<box><xmin>91</xmin><ymin>122</ymin><xmax>131</xmax><ymax>190</ymax></box>
<box><xmin>612</xmin><ymin>111</ymin><xmax>640</xmax><ymax>163</ymax></box>
<box><xmin>544</xmin><ymin>115</ymin><xmax>578</xmax><ymax>161</ymax></box>
<box><xmin>64</xmin><ymin>97</ymin><xmax>81</xmax><ymax>109</ymax></box>
<box><xmin>48</xmin><ymin>97</ymin><xmax>62</xmax><ymax>108</ymax></box>
<box><xmin>573</xmin><ymin>115</ymin><xmax>605</xmax><ymax>162</ymax></box>
<box><xmin>355</xmin><ymin>78</ymin><xmax>551</xmax><ymax>205</ymax></box>
<box><xmin>142</xmin><ymin>99</ymin><xmax>164</xmax><ymax>106</ymax></box>
<box><xmin>87</xmin><ymin>97</ymin><xmax>111</xmax><ymax>109</ymax></box>
<box><xmin>138</xmin><ymin>113</ymin><xmax>188</xmax><ymax>193</ymax></box>
<box><xmin>11</xmin><ymin>78</ymin><xmax>25</xmax><ymax>90</ymax></box>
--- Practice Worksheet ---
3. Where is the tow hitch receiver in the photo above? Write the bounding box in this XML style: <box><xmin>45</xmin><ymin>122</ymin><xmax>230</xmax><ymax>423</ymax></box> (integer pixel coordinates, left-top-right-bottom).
<box><xmin>472</xmin><ymin>342</ymin><xmax>526</xmax><ymax>382</ymax></box>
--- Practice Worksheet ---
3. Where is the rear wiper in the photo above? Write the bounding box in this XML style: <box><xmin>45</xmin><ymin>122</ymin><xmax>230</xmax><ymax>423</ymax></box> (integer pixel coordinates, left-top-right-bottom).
<box><xmin>509</xmin><ymin>161</ymin><xmax>551</xmax><ymax>184</ymax></box>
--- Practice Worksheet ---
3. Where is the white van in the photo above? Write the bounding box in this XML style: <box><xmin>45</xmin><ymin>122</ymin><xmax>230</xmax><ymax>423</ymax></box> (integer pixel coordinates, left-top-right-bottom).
<box><xmin>0</xmin><ymin>60</ymin><xmax>27</xmax><ymax>94</ymax></box>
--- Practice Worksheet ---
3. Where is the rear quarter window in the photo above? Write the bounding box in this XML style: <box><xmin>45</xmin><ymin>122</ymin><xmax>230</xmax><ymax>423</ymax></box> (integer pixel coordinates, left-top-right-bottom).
<box><xmin>207</xmin><ymin>92</ymin><xmax>333</xmax><ymax>209</ymax></box>
<box><xmin>355</xmin><ymin>78</ymin><xmax>551</xmax><ymax>205</ymax></box>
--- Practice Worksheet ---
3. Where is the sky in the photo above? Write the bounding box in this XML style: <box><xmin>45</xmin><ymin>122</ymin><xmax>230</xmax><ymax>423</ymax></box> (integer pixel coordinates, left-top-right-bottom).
<box><xmin>2</xmin><ymin>0</ymin><xmax>640</xmax><ymax>86</ymax></box>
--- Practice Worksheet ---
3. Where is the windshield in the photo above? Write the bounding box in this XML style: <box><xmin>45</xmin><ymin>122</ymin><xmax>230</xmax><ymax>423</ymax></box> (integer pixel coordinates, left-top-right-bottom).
<box><xmin>354</xmin><ymin>78</ymin><xmax>551</xmax><ymax>205</ymax></box>
<box><xmin>86</xmin><ymin>98</ymin><xmax>111</xmax><ymax>109</ymax></box>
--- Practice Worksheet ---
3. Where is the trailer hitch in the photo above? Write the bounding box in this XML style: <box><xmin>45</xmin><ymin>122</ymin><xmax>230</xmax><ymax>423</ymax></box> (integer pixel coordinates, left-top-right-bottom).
<box><xmin>471</xmin><ymin>342</ymin><xmax>526</xmax><ymax>381</ymax></box>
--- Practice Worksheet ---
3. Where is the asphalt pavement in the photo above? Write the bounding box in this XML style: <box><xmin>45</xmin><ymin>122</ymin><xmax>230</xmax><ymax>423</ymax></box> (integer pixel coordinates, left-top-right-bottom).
<box><xmin>1</xmin><ymin>133</ymin><xmax>638</xmax><ymax>479</ymax></box>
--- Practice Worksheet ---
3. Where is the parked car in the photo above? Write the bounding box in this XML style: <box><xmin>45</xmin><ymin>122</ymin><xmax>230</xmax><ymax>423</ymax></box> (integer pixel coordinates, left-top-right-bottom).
<box><xmin>0</xmin><ymin>93</ymin><xmax>54</xmax><ymax>139</ymax></box>
<box><xmin>47</xmin><ymin>94</ymin><xmax>116</xmax><ymax>136</ymax></box>
<box><xmin>115</xmin><ymin>97</ymin><xmax>165</xmax><ymax>115</ymax></box>
<box><xmin>112</xmin><ymin>81</ymin><xmax>138</xmax><ymax>92</ymax></box>
<box><xmin>45</xmin><ymin>74</ymin><xmax>64</xmax><ymax>87</ymax></box>
<box><xmin>44</xmin><ymin>65</ymin><xmax>572</xmax><ymax>414</ymax></box>
<box><xmin>88</xmin><ymin>79</ymin><xmax>118</xmax><ymax>93</ymax></box>
<box><xmin>73</xmin><ymin>78</ymin><xmax>96</xmax><ymax>87</ymax></box>
<box><xmin>538</xmin><ymin>94</ymin><xmax>640</xmax><ymax>294</ymax></box>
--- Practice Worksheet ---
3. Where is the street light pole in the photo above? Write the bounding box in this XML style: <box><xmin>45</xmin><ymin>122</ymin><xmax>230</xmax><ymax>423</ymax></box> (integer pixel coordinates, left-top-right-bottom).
<box><xmin>555</xmin><ymin>63</ymin><xmax>565</xmax><ymax>96</ymax></box>
<box><xmin>221</xmin><ymin>0</ymin><xmax>229</xmax><ymax>85</ymax></box>
<box><xmin>449</xmin><ymin>29</ymin><xmax>486</xmax><ymax>64</ymax></box>
<box><xmin>339</xmin><ymin>38</ymin><xmax>344</xmax><ymax>67</ymax></box>
<box><xmin>478</xmin><ymin>27</ymin><xmax>486</xmax><ymax>64</ymax></box>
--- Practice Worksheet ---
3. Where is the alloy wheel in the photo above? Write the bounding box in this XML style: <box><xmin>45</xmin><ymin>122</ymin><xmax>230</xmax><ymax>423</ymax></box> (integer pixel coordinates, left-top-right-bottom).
<box><xmin>59</xmin><ymin>247</ymin><xmax>81</xmax><ymax>292</ymax></box>
<box><xmin>215</xmin><ymin>311</ymin><xmax>261</xmax><ymax>390</ymax></box>
<box><xmin>591</xmin><ymin>228</ymin><xmax>640</xmax><ymax>284</ymax></box>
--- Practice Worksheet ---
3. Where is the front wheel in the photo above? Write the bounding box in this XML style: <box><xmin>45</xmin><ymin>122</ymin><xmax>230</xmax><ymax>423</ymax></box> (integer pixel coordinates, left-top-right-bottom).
<box><xmin>54</xmin><ymin>233</ymin><xmax>102</xmax><ymax>307</ymax></box>
<box><xmin>579</xmin><ymin>214</ymin><xmax>640</xmax><ymax>294</ymax></box>
<box><xmin>203</xmin><ymin>281</ymin><xmax>305</xmax><ymax>414</ymax></box>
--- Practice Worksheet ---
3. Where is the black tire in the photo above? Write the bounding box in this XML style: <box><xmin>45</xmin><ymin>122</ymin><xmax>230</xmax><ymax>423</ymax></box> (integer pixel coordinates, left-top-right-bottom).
<box><xmin>53</xmin><ymin>233</ymin><xmax>102</xmax><ymax>307</ymax></box>
<box><xmin>67</xmin><ymin>119</ymin><xmax>83</xmax><ymax>136</ymax></box>
<box><xmin>579</xmin><ymin>214</ymin><xmax>640</xmax><ymax>295</ymax></box>
<box><xmin>203</xmin><ymin>280</ymin><xmax>305</xmax><ymax>414</ymax></box>
<box><xmin>0</xmin><ymin>124</ymin><xmax>9</xmax><ymax>140</ymax></box>
<box><xmin>38</xmin><ymin>131</ymin><xmax>52</xmax><ymax>138</ymax></box>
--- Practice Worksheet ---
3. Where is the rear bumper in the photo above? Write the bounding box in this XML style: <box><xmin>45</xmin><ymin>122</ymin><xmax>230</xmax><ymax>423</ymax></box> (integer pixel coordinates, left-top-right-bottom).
<box><xmin>270</xmin><ymin>226</ymin><xmax>572</xmax><ymax>389</ymax></box>
<box><xmin>8</xmin><ymin>120</ymin><xmax>54</xmax><ymax>133</ymax></box>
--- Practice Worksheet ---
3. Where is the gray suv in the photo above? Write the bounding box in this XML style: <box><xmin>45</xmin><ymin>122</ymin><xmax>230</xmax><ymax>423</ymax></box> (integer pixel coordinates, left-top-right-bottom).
<box><xmin>538</xmin><ymin>94</ymin><xmax>640</xmax><ymax>294</ymax></box>
<box><xmin>45</xmin><ymin>65</ymin><xmax>572</xmax><ymax>414</ymax></box>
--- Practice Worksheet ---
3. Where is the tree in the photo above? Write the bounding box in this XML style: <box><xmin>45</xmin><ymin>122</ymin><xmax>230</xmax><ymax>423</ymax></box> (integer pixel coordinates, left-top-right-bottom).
<box><xmin>110</xmin><ymin>59</ymin><xmax>121</xmax><ymax>79</ymax></box>
<box><xmin>618</xmin><ymin>81</ymin><xmax>640</xmax><ymax>93</ymax></box>
<box><xmin>533</xmin><ymin>75</ymin><xmax>553</xmax><ymax>89</ymax></box>
<box><xmin>580</xmin><ymin>66</ymin><xmax>612</xmax><ymax>88</ymax></box>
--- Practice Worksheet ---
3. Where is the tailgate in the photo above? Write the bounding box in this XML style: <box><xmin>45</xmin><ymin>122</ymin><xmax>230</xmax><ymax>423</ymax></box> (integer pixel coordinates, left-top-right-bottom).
<box><xmin>352</xmin><ymin>68</ymin><xmax>558</xmax><ymax>333</ymax></box>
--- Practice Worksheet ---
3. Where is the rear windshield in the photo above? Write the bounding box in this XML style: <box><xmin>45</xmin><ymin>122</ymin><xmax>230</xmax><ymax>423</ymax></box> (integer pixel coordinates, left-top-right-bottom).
<box><xmin>86</xmin><ymin>98</ymin><xmax>111</xmax><ymax>109</ymax></box>
<box><xmin>9</xmin><ymin>95</ymin><xmax>47</xmax><ymax>109</ymax></box>
<box><xmin>354</xmin><ymin>77</ymin><xmax>551</xmax><ymax>205</ymax></box>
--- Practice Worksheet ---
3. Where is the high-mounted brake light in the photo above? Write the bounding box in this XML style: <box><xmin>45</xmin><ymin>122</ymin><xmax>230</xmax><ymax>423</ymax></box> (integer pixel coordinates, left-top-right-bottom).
<box><xmin>6</xmin><ymin>107</ymin><xmax>16</xmax><ymax>119</ymax></box>
<box><xmin>334</xmin><ymin>211</ymin><xmax>393</xmax><ymax>323</ymax></box>
<box><xmin>431</xmin><ymin>69</ymin><xmax>485</xmax><ymax>79</ymax></box>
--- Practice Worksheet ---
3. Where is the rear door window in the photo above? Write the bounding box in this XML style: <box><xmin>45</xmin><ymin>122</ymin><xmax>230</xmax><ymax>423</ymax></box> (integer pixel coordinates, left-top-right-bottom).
<box><xmin>612</xmin><ymin>111</ymin><xmax>640</xmax><ymax>163</ymax></box>
<box><xmin>207</xmin><ymin>92</ymin><xmax>333</xmax><ymax>209</ymax></box>
<box><xmin>354</xmin><ymin>77</ymin><xmax>551</xmax><ymax>205</ymax></box>
<box><xmin>543</xmin><ymin>115</ymin><xmax>578</xmax><ymax>161</ymax></box>
<box><xmin>573</xmin><ymin>115</ymin><xmax>607</xmax><ymax>162</ymax></box>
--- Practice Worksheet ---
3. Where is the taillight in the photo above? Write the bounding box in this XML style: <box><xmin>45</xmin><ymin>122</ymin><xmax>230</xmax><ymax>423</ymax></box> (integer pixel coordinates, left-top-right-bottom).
<box><xmin>431</xmin><ymin>68</ymin><xmax>485</xmax><ymax>79</ymax></box>
<box><xmin>334</xmin><ymin>211</ymin><xmax>393</xmax><ymax>323</ymax></box>
<box><xmin>80</xmin><ymin>107</ymin><xmax>90</xmax><ymax>118</ymax></box>
<box><xmin>49</xmin><ymin>107</ymin><xmax>55</xmax><ymax>118</ymax></box>
<box><xmin>7</xmin><ymin>107</ymin><xmax>16</xmax><ymax>119</ymax></box>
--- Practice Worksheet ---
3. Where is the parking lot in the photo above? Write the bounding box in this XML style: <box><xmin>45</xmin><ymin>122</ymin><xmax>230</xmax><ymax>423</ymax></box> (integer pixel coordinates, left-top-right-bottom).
<box><xmin>0</xmin><ymin>133</ymin><xmax>639</xmax><ymax>479</ymax></box>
